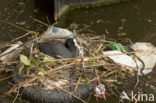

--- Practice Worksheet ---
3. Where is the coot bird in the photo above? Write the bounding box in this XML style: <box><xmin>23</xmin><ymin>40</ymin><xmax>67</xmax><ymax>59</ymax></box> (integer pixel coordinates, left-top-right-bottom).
<box><xmin>38</xmin><ymin>38</ymin><xmax>77</xmax><ymax>58</ymax></box>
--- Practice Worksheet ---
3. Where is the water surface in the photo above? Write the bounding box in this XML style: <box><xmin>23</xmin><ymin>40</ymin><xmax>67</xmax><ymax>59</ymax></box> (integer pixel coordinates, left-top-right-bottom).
<box><xmin>57</xmin><ymin>0</ymin><xmax>156</xmax><ymax>43</ymax></box>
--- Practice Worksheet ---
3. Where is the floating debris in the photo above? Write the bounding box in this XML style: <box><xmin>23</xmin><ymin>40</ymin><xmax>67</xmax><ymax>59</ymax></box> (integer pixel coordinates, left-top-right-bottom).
<box><xmin>103</xmin><ymin>42</ymin><xmax>156</xmax><ymax>75</ymax></box>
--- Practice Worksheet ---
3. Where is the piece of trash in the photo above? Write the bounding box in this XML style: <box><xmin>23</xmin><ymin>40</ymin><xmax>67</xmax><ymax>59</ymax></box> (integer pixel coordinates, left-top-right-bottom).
<box><xmin>42</xmin><ymin>27</ymin><xmax>74</xmax><ymax>39</ymax></box>
<box><xmin>57</xmin><ymin>66</ymin><xmax>73</xmax><ymax>71</ymax></box>
<box><xmin>103</xmin><ymin>42</ymin><xmax>156</xmax><ymax>75</ymax></box>
<box><xmin>132</xmin><ymin>42</ymin><xmax>156</xmax><ymax>75</ymax></box>
<box><xmin>0</xmin><ymin>41</ymin><xmax>22</xmax><ymax>61</ymax></box>
<box><xmin>108</xmin><ymin>43</ymin><xmax>124</xmax><ymax>52</ymax></box>
<box><xmin>94</xmin><ymin>84</ymin><xmax>107</xmax><ymax>99</ymax></box>
<box><xmin>103</xmin><ymin>50</ymin><xmax>138</xmax><ymax>72</ymax></box>
<box><xmin>108</xmin><ymin>43</ymin><xmax>132</xmax><ymax>52</ymax></box>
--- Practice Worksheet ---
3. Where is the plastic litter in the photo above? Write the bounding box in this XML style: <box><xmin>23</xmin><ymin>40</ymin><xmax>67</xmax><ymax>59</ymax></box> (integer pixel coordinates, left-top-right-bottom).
<box><xmin>103</xmin><ymin>42</ymin><xmax>156</xmax><ymax>75</ymax></box>
<box><xmin>42</xmin><ymin>27</ymin><xmax>74</xmax><ymax>39</ymax></box>
<box><xmin>94</xmin><ymin>84</ymin><xmax>107</xmax><ymax>98</ymax></box>
<box><xmin>132</xmin><ymin>42</ymin><xmax>156</xmax><ymax>75</ymax></box>
<box><xmin>108</xmin><ymin>43</ymin><xmax>124</xmax><ymax>52</ymax></box>
<box><xmin>103</xmin><ymin>50</ymin><xmax>138</xmax><ymax>72</ymax></box>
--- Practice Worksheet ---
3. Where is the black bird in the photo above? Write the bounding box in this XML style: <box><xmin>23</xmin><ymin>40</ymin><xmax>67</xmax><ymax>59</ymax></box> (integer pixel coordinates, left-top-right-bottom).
<box><xmin>37</xmin><ymin>38</ymin><xmax>77</xmax><ymax>58</ymax></box>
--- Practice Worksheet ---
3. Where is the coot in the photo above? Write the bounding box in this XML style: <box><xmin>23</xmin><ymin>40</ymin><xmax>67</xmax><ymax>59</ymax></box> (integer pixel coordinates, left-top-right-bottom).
<box><xmin>38</xmin><ymin>38</ymin><xmax>77</xmax><ymax>58</ymax></box>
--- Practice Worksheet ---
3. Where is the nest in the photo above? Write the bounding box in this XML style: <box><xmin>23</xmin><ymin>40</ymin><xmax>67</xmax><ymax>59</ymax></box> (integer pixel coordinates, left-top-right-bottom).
<box><xmin>1</xmin><ymin>27</ymin><xmax>156</xmax><ymax>103</ymax></box>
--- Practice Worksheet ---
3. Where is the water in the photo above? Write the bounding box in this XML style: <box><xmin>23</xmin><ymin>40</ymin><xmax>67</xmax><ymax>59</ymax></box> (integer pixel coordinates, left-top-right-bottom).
<box><xmin>0</xmin><ymin>0</ymin><xmax>35</xmax><ymax>42</ymax></box>
<box><xmin>57</xmin><ymin>0</ymin><xmax>156</xmax><ymax>42</ymax></box>
<box><xmin>1</xmin><ymin>0</ymin><xmax>156</xmax><ymax>103</ymax></box>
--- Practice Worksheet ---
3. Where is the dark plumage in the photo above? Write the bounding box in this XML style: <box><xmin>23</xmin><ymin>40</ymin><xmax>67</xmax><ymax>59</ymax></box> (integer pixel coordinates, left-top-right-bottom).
<box><xmin>37</xmin><ymin>38</ymin><xmax>77</xmax><ymax>58</ymax></box>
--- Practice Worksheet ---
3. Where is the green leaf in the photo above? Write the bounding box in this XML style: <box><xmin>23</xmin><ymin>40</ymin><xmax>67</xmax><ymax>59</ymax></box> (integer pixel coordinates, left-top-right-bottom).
<box><xmin>19</xmin><ymin>65</ymin><xmax>24</xmax><ymax>74</ymax></box>
<box><xmin>25</xmin><ymin>65</ymin><xmax>33</xmax><ymax>70</ymax></box>
<box><xmin>43</xmin><ymin>56</ymin><xmax>54</xmax><ymax>62</ymax></box>
<box><xmin>38</xmin><ymin>71</ymin><xmax>44</xmax><ymax>76</ymax></box>
<box><xmin>20</xmin><ymin>55</ymin><xmax>30</xmax><ymax>65</ymax></box>
<box><xmin>29</xmin><ymin>55</ymin><xmax>38</xmax><ymax>67</ymax></box>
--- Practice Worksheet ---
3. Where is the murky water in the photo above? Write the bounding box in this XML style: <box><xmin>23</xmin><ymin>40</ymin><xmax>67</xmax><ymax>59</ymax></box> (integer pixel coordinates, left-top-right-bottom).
<box><xmin>1</xmin><ymin>0</ymin><xmax>156</xmax><ymax>103</ymax></box>
<box><xmin>57</xmin><ymin>0</ymin><xmax>156</xmax><ymax>43</ymax></box>
<box><xmin>0</xmin><ymin>0</ymin><xmax>35</xmax><ymax>42</ymax></box>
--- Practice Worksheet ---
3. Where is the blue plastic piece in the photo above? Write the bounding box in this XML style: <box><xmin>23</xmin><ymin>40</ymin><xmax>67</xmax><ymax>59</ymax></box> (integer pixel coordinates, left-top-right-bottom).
<box><xmin>52</xmin><ymin>27</ymin><xmax>59</xmax><ymax>34</ymax></box>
